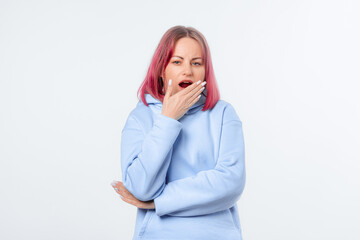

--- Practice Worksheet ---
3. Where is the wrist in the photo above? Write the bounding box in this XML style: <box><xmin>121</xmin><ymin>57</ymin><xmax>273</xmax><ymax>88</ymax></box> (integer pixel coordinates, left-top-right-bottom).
<box><xmin>161</xmin><ymin>112</ymin><xmax>176</xmax><ymax>120</ymax></box>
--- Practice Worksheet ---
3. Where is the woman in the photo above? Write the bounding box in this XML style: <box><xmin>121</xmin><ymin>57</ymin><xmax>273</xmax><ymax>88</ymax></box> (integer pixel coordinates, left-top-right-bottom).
<box><xmin>111</xmin><ymin>25</ymin><xmax>246</xmax><ymax>240</ymax></box>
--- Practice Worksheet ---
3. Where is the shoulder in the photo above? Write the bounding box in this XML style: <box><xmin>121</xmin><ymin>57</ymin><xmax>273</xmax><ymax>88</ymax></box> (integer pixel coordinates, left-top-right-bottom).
<box><xmin>123</xmin><ymin>100</ymin><xmax>154</xmax><ymax>130</ymax></box>
<box><xmin>128</xmin><ymin>100</ymin><xmax>151</xmax><ymax>120</ymax></box>
<box><xmin>213</xmin><ymin>99</ymin><xmax>242</xmax><ymax>124</ymax></box>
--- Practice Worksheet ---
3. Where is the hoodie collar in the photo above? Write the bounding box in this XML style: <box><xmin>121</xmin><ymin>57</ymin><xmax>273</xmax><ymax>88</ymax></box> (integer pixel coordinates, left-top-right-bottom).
<box><xmin>144</xmin><ymin>89</ymin><xmax>207</xmax><ymax>115</ymax></box>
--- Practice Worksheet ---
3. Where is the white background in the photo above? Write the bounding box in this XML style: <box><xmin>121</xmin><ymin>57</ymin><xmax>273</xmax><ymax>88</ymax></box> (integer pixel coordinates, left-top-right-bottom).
<box><xmin>1</xmin><ymin>0</ymin><xmax>359</xmax><ymax>239</ymax></box>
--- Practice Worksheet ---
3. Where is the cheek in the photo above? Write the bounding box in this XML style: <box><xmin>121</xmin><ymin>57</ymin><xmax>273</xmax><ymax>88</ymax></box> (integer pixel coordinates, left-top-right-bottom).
<box><xmin>195</xmin><ymin>68</ymin><xmax>205</xmax><ymax>79</ymax></box>
<box><xmin>164</xmin><ymin>66</ymin><xmax>177</xmax><ymax>78</ymax></box>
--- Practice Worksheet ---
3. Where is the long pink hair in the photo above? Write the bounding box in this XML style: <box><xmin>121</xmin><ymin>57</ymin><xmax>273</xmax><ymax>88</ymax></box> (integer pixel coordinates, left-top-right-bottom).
<box><xmin>137</xmin><ymin>25</ymin><xmax>220</xmax><ymax>111</ymax></box>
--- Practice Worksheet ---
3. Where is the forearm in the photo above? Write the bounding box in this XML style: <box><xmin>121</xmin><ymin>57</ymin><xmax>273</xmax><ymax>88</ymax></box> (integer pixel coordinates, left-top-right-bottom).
<box><xmin>121</xmin><ymin>113</ymin><xmax>182</xmax><ymax>201</ymax></box>
<box><xmin>154</xmin><ymin>115</ymin><xmax>245</xmax><ymax>217</ymax></box>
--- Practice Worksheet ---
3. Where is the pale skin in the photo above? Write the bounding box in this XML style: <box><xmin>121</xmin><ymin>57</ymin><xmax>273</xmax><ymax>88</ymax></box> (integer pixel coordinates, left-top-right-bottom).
<box><xmin>112</xmin><ymin>37</ymin><xmax>207</xmax><ymax>209</ymax></box>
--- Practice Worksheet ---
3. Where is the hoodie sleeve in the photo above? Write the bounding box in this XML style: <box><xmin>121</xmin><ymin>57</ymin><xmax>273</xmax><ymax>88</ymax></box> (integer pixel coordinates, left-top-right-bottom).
<box><xmin>153</xmin><ymin>104</ymin><xmax>246</xmax><ymax>217</ymax></box>
<box><xmin>121</xmin><ymin>112</ymin><xmax>182</xmax><ymax>202</ymax></box>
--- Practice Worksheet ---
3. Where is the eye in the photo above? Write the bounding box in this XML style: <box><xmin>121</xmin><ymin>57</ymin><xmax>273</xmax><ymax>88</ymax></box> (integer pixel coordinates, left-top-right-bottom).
<box><xmin>193</xmin><ymin>62</ymin><xmax>202</xmax><ymax>66</ymax></box>
<box><xmin>173</xmin><ymin>60</ymin><xmax>181</xmax><ymax>64</ymax></box>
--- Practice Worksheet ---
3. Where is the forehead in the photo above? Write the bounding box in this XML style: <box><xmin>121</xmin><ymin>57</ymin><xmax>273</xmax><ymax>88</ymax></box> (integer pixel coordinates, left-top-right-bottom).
<box><xmin>173</xmin><ymin>37</ymin><xmax>203</xmax><ymax>57</ymax></box>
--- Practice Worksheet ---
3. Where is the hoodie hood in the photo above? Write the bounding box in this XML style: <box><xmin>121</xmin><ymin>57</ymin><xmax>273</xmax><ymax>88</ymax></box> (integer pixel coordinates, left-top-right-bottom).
<box><xmin>143</xmin><ymin>89</ymin><xmax>207</xmax><ymax>116</ymax></box>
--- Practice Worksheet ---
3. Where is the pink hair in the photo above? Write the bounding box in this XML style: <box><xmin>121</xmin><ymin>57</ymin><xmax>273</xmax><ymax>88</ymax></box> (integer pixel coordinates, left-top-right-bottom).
<box><xmin>137</xmin><ymin>25</ymin><xmax>220</xmax><ymax>111</ymax></box>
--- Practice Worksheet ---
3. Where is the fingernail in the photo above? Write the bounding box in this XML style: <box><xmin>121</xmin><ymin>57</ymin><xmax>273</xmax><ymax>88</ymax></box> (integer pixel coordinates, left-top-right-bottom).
<box><xmin>111</xmin><ymin>181</ymin><xmax>117</xmax><ymax>187</ymax></box>
<box><xmin>169</xmin><ymin>79</ymin><xmax>172</xmax><ymax>86</ymax></box>
<box><xmin>196</xmin><ymin>80</ymin><xmax>201</xmax><ymax>85</ymax></box>
<box><xmin>201</xmin><ymin>81</ymin><xmax>207</xmax><ymax>86</ymax></box>
<box><xmin>201</xmin><ymin>87</ymin><xmax>205</xmax><ymax>91</ymax></box>
<box><xmin>114</xmin><ymin>188</ymin><xmax>119</xmax><ymax>191</ymax></box>
<box><xmin>119</xmin><ymin>195</ymin><xmax>124</xmax><ymax>199</ymax></box>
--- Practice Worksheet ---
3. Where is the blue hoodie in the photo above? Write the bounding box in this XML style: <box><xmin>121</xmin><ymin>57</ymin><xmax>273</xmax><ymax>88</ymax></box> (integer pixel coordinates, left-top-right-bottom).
<box><xmin>121</xmin><ymin>92</ymin><xmax>246</xmax><ymax>240</ymax></box>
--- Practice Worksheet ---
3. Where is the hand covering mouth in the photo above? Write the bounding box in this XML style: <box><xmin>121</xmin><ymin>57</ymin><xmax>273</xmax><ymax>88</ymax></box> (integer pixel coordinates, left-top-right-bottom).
<box><xmin>179</xmin><ymin>80</ymin><xmax>193</xmax><ymax>88</ymax></box>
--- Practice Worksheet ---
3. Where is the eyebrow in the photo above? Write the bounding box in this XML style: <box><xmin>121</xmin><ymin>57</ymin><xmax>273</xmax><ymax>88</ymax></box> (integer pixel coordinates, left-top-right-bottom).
<box><xmin>172</xmin><ymin>55</ymin><xmax>203</xmax><ymax>60</ymax></box>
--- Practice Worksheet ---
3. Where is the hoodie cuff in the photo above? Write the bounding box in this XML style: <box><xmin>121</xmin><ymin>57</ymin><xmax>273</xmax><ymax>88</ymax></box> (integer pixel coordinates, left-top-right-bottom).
<box><xmin>154</xmin><ymin>193</ymin><xmax>166</xmax><ymax>216</ymax></box>
<box><xmin>154</xmin><ymin>113</ymin><xmax>182</xmax><ymax>130</ymax></box>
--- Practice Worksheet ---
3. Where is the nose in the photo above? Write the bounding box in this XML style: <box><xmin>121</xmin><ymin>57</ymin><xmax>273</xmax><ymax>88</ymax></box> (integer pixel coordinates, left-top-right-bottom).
<box><xmin>182</xmin><ymin>62</ymin><xmax>193</xmax><ymax>76</ymax></box>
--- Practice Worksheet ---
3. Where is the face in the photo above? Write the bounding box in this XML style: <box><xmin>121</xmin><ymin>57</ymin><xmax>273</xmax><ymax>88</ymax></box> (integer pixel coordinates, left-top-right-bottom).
<box><xmin>162</xmin><ymin>37</ymin><xmax>205</xmax><ymax>95</ymax></box>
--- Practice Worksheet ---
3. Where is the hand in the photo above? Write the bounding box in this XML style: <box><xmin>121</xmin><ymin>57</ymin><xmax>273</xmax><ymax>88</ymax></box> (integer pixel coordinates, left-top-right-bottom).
<box><xmin>161</xmin><ymin>79</ymin><xmax>206</xmax><ymax>120</ymax></box>
<box><xmin>111</xmin><ymin>181</ymin><xmax>155</xmax><ymax>210</ymax></box>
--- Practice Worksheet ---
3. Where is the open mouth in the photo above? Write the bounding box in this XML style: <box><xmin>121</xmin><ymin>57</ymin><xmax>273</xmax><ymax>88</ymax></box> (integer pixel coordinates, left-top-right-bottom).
<box><xmin>179</xmin><ymin>80</ymin><xmax>193</xmax><ymax>88</ymax></box>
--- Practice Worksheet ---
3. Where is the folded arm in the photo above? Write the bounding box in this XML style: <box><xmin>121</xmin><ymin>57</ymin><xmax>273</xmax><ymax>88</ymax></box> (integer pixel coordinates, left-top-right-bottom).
<box><xmin>154</xmin><ymin>105</ymin><xmax>246</xmax><ymax>217</ymax></box>
<box><xmin>121</xmin><ymin>113</ymin><xmax>182</xmax><ymax>201</ymax></box>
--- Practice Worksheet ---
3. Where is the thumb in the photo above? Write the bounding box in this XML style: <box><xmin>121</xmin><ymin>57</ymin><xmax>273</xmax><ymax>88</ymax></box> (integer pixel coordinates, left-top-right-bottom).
<box><xmin>164</xmin><ymin>79</ymin><xmax>173</xmax><ymax>99</ymax></box>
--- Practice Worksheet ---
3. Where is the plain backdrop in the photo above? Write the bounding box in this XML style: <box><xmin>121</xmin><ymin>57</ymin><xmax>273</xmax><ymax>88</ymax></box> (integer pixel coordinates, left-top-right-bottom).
<box><xmin>1</xmin><ymin>0</ymin><xmax>359</xmax><ymax>239</ymax></box>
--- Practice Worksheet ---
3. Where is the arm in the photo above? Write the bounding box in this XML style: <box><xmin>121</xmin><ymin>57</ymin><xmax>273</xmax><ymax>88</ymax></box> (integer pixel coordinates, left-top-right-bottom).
<box><xmin>153</xmin><ymin>104</ymin><xmax>246</xmax><ymax>217</ymax></box>
<box><xmin>121</xmin><ymin>112</ymin><xmax>182</xmax><ymax>202</ymax></box>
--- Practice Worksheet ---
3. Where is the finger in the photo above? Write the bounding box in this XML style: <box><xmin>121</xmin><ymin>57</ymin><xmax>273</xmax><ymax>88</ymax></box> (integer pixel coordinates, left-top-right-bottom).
<box><xmin>113</xmin><ymin>181</ymin><xmax>131</xmax><ymax>198</ymax></box>
<box><xmin>121</xmin><ymin>196</ymin><xmax>136</xmax><ymax>206</ymax></box>
<box><xmin>112</xmin><ymin>181</ymin><xmax>127</xmax><ymax>192</ymax></box>
<box><xmin>179</xmin><ymin>80</ymin><xmax>202</xmax><ymax>96</ymax></box>
<box><xmin>113</xmin><ymin>182</ymin><xmax>141</xmax><ymax>205</ymax></box>
<box><xmin>187</xmin><ymin>81</ymin><xmax>206</xmax><ymax>98</ymax></box>
<box><xmin>118</xmin><ymin>182</ymin><xmax>134</xmax><ymax>198</ymax></box>
<box><xmin>188</xmin><ymin>93</ymin><xmax>202</xmax><ymax>107</ymax></box>
<box><xmin>113</xmin><ymin>187</ymin><xmax>124</xmax><ymax>196</ymax></box>
<box><xmin>111</xmin><ymin>181</ymin><xmax>120</xmax><ymax>192</ymax></box>
<box><xmin>111</xmin><ymin>181</ymin><xmax>121</xmax><ymax>191</ymax></box>
<box><xmin>181</xmin><ymin>80</ymin><xmax>204</xmax><ymax>96</ymax></box>
<box><xmin>111</xmin><ymin>180</ymin><xmax>119</xmax><ymax>188</ymax></box>
<box><xmin>188</xmin><ymin>86</ymin><xmax>205</xmax><ymax>105</ymax></box>
<box><xmin>164</xmin><ymin>79</ymin><xmax>173</xmax><ymax>100</ymax></box>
